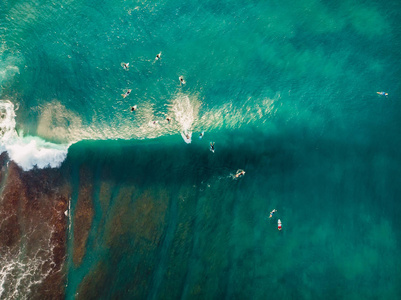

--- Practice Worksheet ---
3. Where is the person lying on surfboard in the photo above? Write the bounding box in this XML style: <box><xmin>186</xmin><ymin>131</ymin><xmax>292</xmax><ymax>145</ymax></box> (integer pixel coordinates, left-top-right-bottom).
<box><xmin>377</xmin><ymin>91</ymin><xmax>388</xmax><ymax>96</ymax></box>
<box><xmin>122</xmin><ymin>89</ymin><xmax>131</xmax><ymax>98</ymax></box>
<box><xmin>235</xmin><ymin>169</ymin><xmax>245</xmax><ymax>178</ymax></box>
<box><xmin>121</xmin><ymin>62</ymin><xmax>129</xmax><ymax>70</ymax></box>
<box><xmin>269</xmin><ymin>209</ymin><xmax>277</xmax><ymax>218</ymax></box>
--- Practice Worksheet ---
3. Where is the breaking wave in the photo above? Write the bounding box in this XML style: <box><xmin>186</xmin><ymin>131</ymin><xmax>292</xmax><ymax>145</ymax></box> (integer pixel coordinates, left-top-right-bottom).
<box><xmin>0</xmin><ymin>91</ymin><xmax>278</xmax><ymax>171</ymax></box>
<box><xmin>0</xmin><ymin>100</ymin><xmax>68</xmax><ymax>171</ymax></box>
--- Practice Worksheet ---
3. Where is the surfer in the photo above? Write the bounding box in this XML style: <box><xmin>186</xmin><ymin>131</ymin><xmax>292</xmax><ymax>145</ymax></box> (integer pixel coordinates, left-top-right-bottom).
<box><xmin>278</xmin><ymin>219</ymin><xmax>282</xmax><ymax>230</ymax></box>
<box><xmin>179</xmin><ymin>76</ymin><xmax>186</xmax><ymax>85</ymax></box>
<box><xmin>210</xmin><ymin>142</ymin><xmax>215</xmax><ymax>153</ymax></box>
<box><xmin>269</xmin><ymin>209</ymin><xmax>277</xmax><ymax>218</ymax></box>
<box><xmin>166</xmin><ymin>117</ymin><xmax>172</xmax><ymax>123</ymax></box>
<box><xmin>199</xmin><ymin>131</ymin><xmax>204</xmax><ymax>139</ymax></box>
<box><xmin>122</xmin><ymin>89</ymin><xmax>132</xmax><ymax>98</ymax></box>
<box><xmin>181</xmin><ymin>131</ymin><xmax>192</xmax><ymax>143</ymax></box>
<box><xmin>235</xmin><ymin>169</ymin><xmax>245</xmax><ymax>178</ymax></box>
<box><xmin>131</xmin><ymin>105</ymin><xmax>137</xmax><ymax>112</ymax></box>
<box><xmin>121</xmin><ymin>62</ymin><xmax>129</xmax><ymax>70</ymax></box>
<box><xmin>155</xmin><ymin>52</ymin><xmax>161</xmax><ymax>60</ymax></box>
<box><xmin>377</xmin><ymin>91</ymin><xmax>388</xmax><ymax>96</ymax></box>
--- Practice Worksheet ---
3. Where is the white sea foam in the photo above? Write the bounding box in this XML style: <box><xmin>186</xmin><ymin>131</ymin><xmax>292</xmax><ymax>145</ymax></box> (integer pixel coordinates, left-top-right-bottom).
<box><xmin>0</xmin><ymin>66</ymin><xmax>20</xmax><ymax>89</ymax></box>
<box><xmin>36</xmin><ymin>94</ymin><xmax>203</xmax><ymax>144</ymax></box>
<box><xmin>35</xmin><ymin>92</ymin><xmax>277</xmax><ymax>144</ymax></box>
<box><xmin>0</xmin><ymin>226</ymin><xmax>59</xmax><ymax>300</ymax></box>
<box><xmin>198</xmin><ymin>94</ymin><xmax>279</xmax><ymax>130</ymax></box>
<box><xmin>0</xmin><ymin>100</ymin><xmax>68</xmax><ymax>171</ymax></box>
<box><xmin>0</xmin><ymin>90</ymin><xmax>277</xmax><ymax>170</ymax></box>
<box><xmin>169</xmin><ymin>93</ymin><xmax>200</xmax><ymax>132</ymax></box>
<box><xmin>4</xmin><ymin>137</ymin><xmax>69</xmax><ymax>171</ymax></box>
<box><xmin>0</xmin><ymin>43</ymin><xmax>21</xmax><ymax>92</ymax></box>
<box><xmin>0</xmin><ymin>100</ymin><xmax>17</xmax><ymax>142</ymax></box>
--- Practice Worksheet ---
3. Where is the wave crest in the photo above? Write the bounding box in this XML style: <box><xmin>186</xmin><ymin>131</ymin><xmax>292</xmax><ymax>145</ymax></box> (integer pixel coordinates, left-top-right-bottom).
<box><xmin>0</xmin><ymin>100</ymin><xmax>68</xmax><ymax>171</ymax></box>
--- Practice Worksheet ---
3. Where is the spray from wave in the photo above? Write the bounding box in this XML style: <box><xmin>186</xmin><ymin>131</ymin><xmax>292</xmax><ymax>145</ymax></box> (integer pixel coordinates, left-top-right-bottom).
<box><xmin>0</xmin><ymin>100</ymin><xmax>68</xmax><ymax>171</ymax></box>
<box><xmin>36</xmin><ymin>93</ymin><xmax>203</xmax><ymax>143</ymax></box>
<box><xmin>168</xmin><ymin>93</ymin><xmax>201</xmax><ymax>143</ymax></box>
<box><xmin>169</xmin><ymin>93</ymin><xmax>201</xmax><ymax>132</ymax></box>
<box><xmin>0</xmin><ymin>90</ymin><xmax>277</xmax><ymax>170</ymax></box>
<box><xmin>36</xmin><ymin>92</ymin><xmax>277</xmax><ymax>143</ymax></box>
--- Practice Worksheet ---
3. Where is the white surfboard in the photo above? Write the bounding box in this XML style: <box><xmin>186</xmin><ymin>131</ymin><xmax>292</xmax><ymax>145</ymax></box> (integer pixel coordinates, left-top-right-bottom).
<box><xmin>181</xmin><ymin>131</ymin><xmax>192</xmax><ymax>144</ymax></box>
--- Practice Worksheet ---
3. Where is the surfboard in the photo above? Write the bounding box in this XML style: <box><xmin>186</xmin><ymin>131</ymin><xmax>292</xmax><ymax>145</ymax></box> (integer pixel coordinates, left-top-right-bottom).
<box><xmin>181</xmin><ymin>131</ymin><xmax>192</xmax><ymax>144</ymax></box>
<box><xmin>121</xmin><ymin>62</ymin><xmax>129</xmax><ymax>70</ymax></box>
<box><xmin>210</xmin><ymin>142</ymin><xmax>215</xmax><ymax>153</ymax></box>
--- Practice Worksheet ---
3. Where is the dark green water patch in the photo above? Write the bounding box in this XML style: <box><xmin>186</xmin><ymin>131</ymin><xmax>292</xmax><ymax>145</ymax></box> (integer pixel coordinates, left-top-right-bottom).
<box><xmin>64</xmin><ymin>126</ymin><xmax>401</xmax><ymax>299</ymax></box>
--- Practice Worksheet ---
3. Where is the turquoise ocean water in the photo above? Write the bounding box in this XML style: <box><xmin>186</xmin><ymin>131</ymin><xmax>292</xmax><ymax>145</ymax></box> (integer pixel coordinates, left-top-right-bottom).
<box><xmin>1</xmin><ymin>0</ymin><xmax>401</xmax><ymax>298</ymax></box>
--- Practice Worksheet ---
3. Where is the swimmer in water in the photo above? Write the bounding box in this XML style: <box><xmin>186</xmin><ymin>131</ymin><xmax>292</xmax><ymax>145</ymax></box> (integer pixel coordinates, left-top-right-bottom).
<box><xmin>155</xmin><ymin>52</ymin><xmax>161</xmax><ymax>60</ymax></box>
<box><xmin>166</xmin><ymin>117</ymin><xmax>172</xmax><ymax>123</ymax></box>
<box><xmin>131</xmin><ymin>105</ymin><xmax>137</xmax><ymax>112</ymax></box>
<box><xmin>210</xmin><ymin>142</ymin><xmax>215</xmax><ymax>153</ymax></box>
<box><xmin>122</xmin><ymin>62</ymin><xmax>129</xmax><ymax>70</ymax></box>
<box><xmin>199</xmin><ymin>131</ymin><xmax>204</xmax><ymax>139</ymax></box>
<box><xmin>269</xmin><ymin>209</ymin><xmax>277</xmax><ymax>218</ymax></box>
<box><xmin>179</xmin><ymin>76</ymin><xmax>186</xmax><ymax>85</ymax></box>
<box><xmin>235</xmin><ymin>170</ymin><xmax>245</xmax><ymax>178</ymax></box>
<box><xmin>377</xmin><ymin>91</ymin><xmax>388</xmax><ymax>96</ymax></box>
<box><xmin>122</xmin><ymin>89</ymin><xmax>132</xmax><ymax>98</ymax></box>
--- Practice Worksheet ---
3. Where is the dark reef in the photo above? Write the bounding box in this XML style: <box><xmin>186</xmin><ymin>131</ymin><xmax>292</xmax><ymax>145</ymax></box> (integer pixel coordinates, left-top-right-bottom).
<box><xmin>0</xmin><ymin>153</ymin><xmax>70</xmax><ymax>299</ymax></box>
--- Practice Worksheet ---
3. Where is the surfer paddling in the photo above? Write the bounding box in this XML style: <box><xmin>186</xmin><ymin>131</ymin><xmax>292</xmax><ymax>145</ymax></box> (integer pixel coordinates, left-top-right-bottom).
<box><xmin>235</xmin><ymin>169</ymin><xmax>245</xmax><ymax>178</ymax></box>
<box><xmin>155</xmin><ymin>52</ymin><xmax>161</xmax><ymax>60</ymax></box>
<box><xmin>377</xmin><ymin>91</ymin><xmax>388</xmax><ymax>96</ymax></box>
<box><xmin>269</xmin><ymin>209</ymin><xmax>277</xmax><ymax>218</ymax></box>
<box><xmin>131</xmin><ymin>105</ymin><xmax>137</xmax><ymax>112</ymax></box>
<box><xmin>210</xmin><ymin>142</ymin><xmax>215</xmax><ymax>153</ymax></box>
<box><xmin>121</xmin><ymin>62</ymin><xmax>129</xmax><ymax>70</ymax></box>
<box><xmin>179</xmin><ymin>76</ymin><xmax>186</xmax><ymax>85</ymax></box>
<box><xmin>122</xmin><ymin>89</ymin><xmax>132</xmax><ymax>98</ymax></box>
